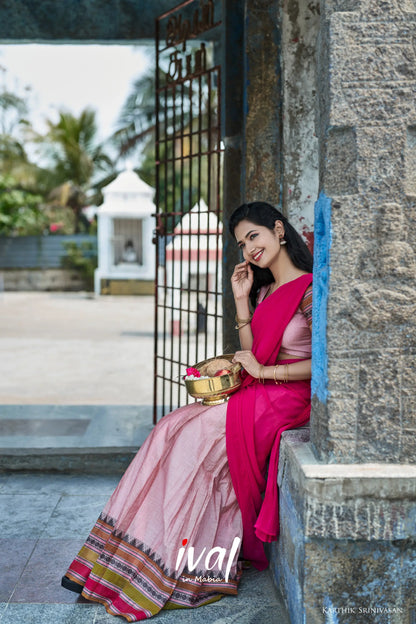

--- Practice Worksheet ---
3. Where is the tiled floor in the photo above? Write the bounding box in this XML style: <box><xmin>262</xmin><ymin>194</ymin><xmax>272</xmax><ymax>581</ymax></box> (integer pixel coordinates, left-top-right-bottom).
<box><xmin>0</xmin><ymin>472</ymin><xmax>289</xmax><ymax>624</ymax></box>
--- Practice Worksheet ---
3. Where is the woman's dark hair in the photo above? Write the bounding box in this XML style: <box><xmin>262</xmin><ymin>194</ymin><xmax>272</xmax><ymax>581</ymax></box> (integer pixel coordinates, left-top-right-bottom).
<box><xmin>229</xmin><ymin>201</ymin><xmax>313</xmax><ymax>308</ymax></box>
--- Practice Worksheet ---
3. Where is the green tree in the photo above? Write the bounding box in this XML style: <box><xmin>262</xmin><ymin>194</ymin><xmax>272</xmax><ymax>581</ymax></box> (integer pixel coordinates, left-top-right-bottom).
<box><xmin>0</xmin><ymin>80</ymin><xmax>29</xmax><ymax>135</ymax></box>
<box><xmin>0</xmin><ymin>174</ymin><xmax>45</xmax><ymax>236</ymax></box>
<box><xmin>39</xmin><ymin>108</ymin><xmax>115</xmax><ymax>232</ymax></box>
<box><xmin>0</xmin><ymin>69</ymin><xmax>34</xmax><ymax>184</ymax></box>
<box><xmin>112</xmin><ymin>71</ymin><xmax>155</xmax><ymax>163</ymax></box>
<box><xmin>0</xmin><ymin>68</ymin><xmax>49</xmax><ymax>233</ymax></box>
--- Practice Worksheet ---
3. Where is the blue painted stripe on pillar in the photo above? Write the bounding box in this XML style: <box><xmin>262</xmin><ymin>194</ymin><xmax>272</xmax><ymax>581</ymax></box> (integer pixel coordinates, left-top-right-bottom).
<box><xmin>311</xmin><ymin>191</ymin><xmax>332</xmax><ymax>403</ymax></box>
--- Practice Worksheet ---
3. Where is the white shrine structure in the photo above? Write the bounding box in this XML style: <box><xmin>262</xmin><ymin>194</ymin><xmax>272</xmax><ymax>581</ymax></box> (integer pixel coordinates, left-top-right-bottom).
<box><xmin>94</xmin><ymin>168</ymin><xmax>156</xmax><ymax>295</ymax></box>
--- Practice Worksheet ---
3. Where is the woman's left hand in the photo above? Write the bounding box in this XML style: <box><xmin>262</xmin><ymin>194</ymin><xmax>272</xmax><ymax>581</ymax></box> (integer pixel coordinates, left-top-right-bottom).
<box><xmin>232</xmin><ymin>351</ymin><xmax>262</xmax><ymax>378</ymax></box>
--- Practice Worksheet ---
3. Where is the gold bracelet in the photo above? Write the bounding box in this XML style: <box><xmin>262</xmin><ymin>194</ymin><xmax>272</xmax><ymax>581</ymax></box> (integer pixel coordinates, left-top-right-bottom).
<box><xmin>258</xmin><ymin>364</ymin><xmax>264</xmax><ymax>384</ymax></box>
<box><xmin>284</xmin><ymin>363</ymin><xmax>289</xmax><ymax>383</ymax></box>
<box><xmin>235</xmin><ymin>313</ymin><xmax>252</xmax><ymax>325</ymax></box>
<box><xmin>273</xmin><ymin>364</ymin><xmax>281</xmax><ymax>385</ymax></box>
<box><xmin>235</xmin><ymin>320</ymin><xmax>250</xmax><ymax>330</ymax></box>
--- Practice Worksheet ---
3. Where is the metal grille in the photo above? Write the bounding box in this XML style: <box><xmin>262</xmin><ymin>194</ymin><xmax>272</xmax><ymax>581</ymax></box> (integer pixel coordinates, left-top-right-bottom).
<box><xmin>153</xmin><ymin>0</ymin><xmax>223</xmax><ymax>422</ymax></box>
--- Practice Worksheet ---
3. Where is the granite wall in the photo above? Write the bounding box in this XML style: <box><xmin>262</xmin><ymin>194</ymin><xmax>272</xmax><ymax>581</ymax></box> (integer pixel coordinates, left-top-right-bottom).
<box><xmin>273</xmin><ymin>429</ymin><xmax>416</xmax><ymax>624</ymax></box>
<box><xmin>311</xmin><ymin>0</ymin><xmax>416</xmax><ymax>464</ymax></box>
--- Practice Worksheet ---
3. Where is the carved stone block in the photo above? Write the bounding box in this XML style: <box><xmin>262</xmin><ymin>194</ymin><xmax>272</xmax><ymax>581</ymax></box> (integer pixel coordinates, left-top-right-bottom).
<box><xmin>324</xmin><ymin>127</ymin><xmax>358</xmax><ymax>196</ymax></box>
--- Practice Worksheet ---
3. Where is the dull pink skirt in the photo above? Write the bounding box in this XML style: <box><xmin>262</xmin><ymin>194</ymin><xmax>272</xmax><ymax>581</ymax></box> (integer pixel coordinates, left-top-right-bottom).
<box><xmin>63</xmin><ymin>400</ymin><xmax>243</xmax><ymax>621</ymax></box>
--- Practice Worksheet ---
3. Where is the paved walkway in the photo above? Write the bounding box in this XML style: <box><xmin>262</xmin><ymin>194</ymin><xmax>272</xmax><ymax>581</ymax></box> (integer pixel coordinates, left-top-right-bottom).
<box><xmin>0</xmin><ymin>472</ymin><xmax>289</xmax><ymax>624</ymax></box>
<box><xmin>0</xmin><ymin>292</ymin><xmax>155</xmax><ymax>405</ymax></box>
<box><xmin>0</xmin><ymin>292</ymin><xmax>155</xmax><ymax>463</ymax></box>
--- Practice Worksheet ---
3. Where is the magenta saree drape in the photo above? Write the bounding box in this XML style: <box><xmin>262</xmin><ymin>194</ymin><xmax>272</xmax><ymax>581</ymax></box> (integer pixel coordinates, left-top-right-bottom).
<box><xmin>226</xmin><ymin>273</ymin><xmax>313</xmax><ymax>570</ymax></box>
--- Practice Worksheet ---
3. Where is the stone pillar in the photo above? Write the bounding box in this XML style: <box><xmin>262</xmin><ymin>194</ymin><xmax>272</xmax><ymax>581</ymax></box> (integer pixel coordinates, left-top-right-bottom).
<box><xmin>272</xmin><ymin>1</ymin><xmax>416</xmax><ymax>621</ymax></box>
<box><xmin>280</xmin><ymin>0</ymin><xmax>320</xmax><ymax>243</ymax></box>
<box><xmin>244</xmin><ymin>0</ymin><xmax>282</xmax><ymax>204</ymax></box>
<box><xmin>311</xmin><ymin>0</ymin><xmax>416</xmax><ymax>463</ymax></box>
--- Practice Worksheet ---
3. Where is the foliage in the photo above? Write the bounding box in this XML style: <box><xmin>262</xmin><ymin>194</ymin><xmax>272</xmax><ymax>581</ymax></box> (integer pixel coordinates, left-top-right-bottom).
<box><xmin>30</xmin><ymin>107</ymin><xmax>116</xmax><ymax>233</ymax></box>
<box><xmin>0</xmin><ymin>67</ymin><xmax>119</xmax><ymax>238</ymax></box>
<box><xmin>112</xmin><ymin>72</ymin><xmax>155</xmax><ymax>160</ymax></box>
<box><xmin>41</xmin><ymin>108</ymin><xmax>113</xmax><ymax>187</ymax></box>
<box><xmin>0</xmin><ymin>174</ymin><xmax>46</xmax><ymax>236</ymax></box>
<box><xmin>61</xmin><ymin>240</ymin><xmax>98</xmax><ymax>290</ymax></box>
<box><xmin>0</xmin><ymin>88</ymin><xmax>29</xmax><ymax>135</ymax></box>
<box><xmin>42</xmin><ymin>203</ymin><xmax>76</xmax><ymax>235</ymax></box>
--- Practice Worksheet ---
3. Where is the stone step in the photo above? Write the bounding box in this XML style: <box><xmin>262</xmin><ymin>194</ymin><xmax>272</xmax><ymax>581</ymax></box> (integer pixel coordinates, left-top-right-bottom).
<box><xmin>0</xmin><ymin>404</ymin><xmax>153</xmax><ymax>471</ymax></box>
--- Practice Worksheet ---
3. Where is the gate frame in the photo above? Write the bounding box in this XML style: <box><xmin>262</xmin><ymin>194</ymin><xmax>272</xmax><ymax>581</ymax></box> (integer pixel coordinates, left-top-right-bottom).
<box><xmin>153</xmin><ymin>0</ymin><xmax>224</xmax><ymax>423</ymax></box>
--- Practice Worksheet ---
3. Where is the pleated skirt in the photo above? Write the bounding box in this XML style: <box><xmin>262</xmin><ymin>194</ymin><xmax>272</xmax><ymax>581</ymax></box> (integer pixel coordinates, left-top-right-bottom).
<box><xmin>63</xmin><ymin>400</ymin><xmax>243</xmax><ymax>621</ymax></box>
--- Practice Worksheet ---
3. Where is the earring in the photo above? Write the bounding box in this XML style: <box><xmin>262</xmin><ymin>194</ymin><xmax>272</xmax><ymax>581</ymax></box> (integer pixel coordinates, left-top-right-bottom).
<box><xmin>280</xmin><ymin>238</ymin><xmax>286</xmax><ymax>245</ymax></box>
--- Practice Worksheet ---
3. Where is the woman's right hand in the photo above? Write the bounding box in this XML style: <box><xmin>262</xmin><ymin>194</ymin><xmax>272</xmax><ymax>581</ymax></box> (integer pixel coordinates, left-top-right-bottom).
<box><xmin>231</xmin><ymin>260</ymin><xmax>253</xmax><ymax>300</ymax></box>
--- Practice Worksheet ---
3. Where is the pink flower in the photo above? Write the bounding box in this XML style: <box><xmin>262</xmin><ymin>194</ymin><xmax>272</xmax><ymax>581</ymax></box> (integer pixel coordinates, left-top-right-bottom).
<box><xmin>185</xmin><ymin>367</ymin><xmax>200</xmax><ymax>378</ymax></box>
<box><xmin>50</xmin><ymin>222</ymin><xmax>63</xmax><ymax>233</ymax></box>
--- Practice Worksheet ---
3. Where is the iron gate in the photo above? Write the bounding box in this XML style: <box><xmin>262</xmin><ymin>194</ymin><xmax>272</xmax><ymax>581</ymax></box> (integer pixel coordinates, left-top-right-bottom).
<box><xmin>153</xmin><ymin>0</ymin><xmax>223</xmax><ymax>422</ymax></box>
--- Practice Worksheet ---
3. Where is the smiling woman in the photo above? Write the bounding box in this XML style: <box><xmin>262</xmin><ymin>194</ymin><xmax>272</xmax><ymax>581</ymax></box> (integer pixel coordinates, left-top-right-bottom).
<box><xmin>61</xmin><ymin>200</ymin><xmax>314</xmax><ymax>622</ymax></box>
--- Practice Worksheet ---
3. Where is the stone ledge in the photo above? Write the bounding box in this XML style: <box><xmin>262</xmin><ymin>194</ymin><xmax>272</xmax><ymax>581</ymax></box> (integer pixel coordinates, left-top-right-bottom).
<box><xmin>0</xmin><ymin>447</ymin><xmax>137</xmax><ymax>474</ymax></box>
<box><xmin>278</xmin><ymin>428</ymin><xmax>416</xmax><ymax>541</ymax></box>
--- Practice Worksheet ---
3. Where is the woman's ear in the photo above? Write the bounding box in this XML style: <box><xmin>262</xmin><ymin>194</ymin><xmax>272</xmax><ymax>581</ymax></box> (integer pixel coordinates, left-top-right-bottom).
<box><xmin>274</xmin><ymin>220</ymin><xmax>285</xmax><ymax>238</ymax></box>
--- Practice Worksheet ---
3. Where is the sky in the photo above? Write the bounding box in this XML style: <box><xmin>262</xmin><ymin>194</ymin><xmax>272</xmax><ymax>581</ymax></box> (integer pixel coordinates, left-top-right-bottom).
<box><xmin>0</xmin><ymin>43</ymin><xmax>153</xmax><ymax>142</ymax></box>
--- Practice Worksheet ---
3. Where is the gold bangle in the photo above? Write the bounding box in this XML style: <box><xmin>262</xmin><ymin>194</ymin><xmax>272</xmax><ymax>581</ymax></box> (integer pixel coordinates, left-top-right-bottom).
<box><xmin>273</xmin><ymin>364</ymin><xmax>281</xmax><ymax>385</ymax></box>
<box><xmin>258</xmin><ymin>364</ymin><xmax>264</xmax><ymax>384</ymax></box>
<box><xmin>284</xmin><ymin>363</ymin><xmax>289</xmax><ymax>383</ymax></box>
<box><xmin>235</xmin><ymin>313</ymin><xmax>252</xmax><ymax>325</ymax></box>
<box><xmin>235</xmin><ymin>320</ymin><xmax>250</xmax><ymax>330</ymax></box>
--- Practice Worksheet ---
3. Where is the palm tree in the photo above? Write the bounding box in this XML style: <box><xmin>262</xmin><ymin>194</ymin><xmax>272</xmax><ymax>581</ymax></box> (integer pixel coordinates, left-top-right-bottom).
<box><xmin>40</xmin><ymin>108</ymin><xmax>114</xmax><ymax>232</ymax></box>
<box><xmin>0</xmin><ymin>73</ymin><xmax>39</xmax><ymax>188</ymax></box>
<box><xmin>112</xmin><ymin>62</ymin><xmax>219</xmax><ymax>218</ymax></box>
<box><xmin>112</xmin><ymin>71</ymin><xmax>156</xmax><ymax>161</ymax></box>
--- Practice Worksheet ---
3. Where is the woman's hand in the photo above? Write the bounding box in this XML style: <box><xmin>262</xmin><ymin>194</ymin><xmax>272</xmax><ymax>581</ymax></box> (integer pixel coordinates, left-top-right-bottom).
<box><xmin>231</xmin><ymin>260</ymin><xmax>253</xmax><ymax>300</ymax></box>
<box><xmin>232</xmin><ymin>350</ymin><xmax>262</xmax><ymax>378</ymax></box>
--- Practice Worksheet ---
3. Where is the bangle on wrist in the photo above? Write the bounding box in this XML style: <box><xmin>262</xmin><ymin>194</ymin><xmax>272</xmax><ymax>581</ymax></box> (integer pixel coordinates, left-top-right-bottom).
<box><xmin>235</xmin><ymin>321</ymin><xmax>250</xmax><ymax>330</ymax></box>
<box><xmin>284</xmin><ymin>363</ymin><xmax>289</xmax><ymax>383</ymax></box>
<box><xmin>258</xmin><ymin>364</ymin><xmax>265</xmax><ymax>384</ymax></box>
<box><xmin>235</xmin><ymin>313</ymin><xmax>252</xmax><ymax>324</ymax></box>
<box><xmin>273</xmin><ymin>364</ymin><xmax>281</xmax><ymax>385</ymax></box>
<box><xmin>274</xmin><ymin>363</ymin><xmax>290</xmax><ymax>384</ymax></box>
<box><xmin>234</xmin><ymin>313</ymin><xmax>252</xmax><ymax>331</ymax></box>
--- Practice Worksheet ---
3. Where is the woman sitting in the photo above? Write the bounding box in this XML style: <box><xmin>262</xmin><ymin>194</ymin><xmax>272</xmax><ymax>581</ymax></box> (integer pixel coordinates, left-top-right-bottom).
<box><xmin>62</xmin><ymin>200</ymin><xmax>313</xmax><ymax>621</ymax></box>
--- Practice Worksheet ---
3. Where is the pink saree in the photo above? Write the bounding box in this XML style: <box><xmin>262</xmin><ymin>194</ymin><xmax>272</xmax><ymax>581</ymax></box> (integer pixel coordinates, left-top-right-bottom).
<box><xmin>226</xmin><ymin>272</ymin><xmax>313</xmax><ymax>570</ymax></box>
<box><xmin>62</xmin><ymin>273</ymin><xmax>312</xmax><ymax>621</ymax></box>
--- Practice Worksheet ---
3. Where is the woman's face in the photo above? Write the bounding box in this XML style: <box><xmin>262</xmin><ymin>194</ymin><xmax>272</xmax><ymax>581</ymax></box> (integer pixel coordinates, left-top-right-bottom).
<box><xmin>233</xmin><ymin>219</ymin><xmax>284</xmax><ymax>268</ymax></box>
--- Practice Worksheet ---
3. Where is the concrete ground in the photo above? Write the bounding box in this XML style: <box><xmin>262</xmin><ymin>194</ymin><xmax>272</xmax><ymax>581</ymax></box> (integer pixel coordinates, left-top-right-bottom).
<box><xmin>0</xmin><ymin>291</ymin><xmax>155</xmax><ymax>405</ymax></box>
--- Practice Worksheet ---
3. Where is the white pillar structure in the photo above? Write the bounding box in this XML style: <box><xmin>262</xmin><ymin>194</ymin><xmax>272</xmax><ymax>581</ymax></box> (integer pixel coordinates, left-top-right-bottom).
<box><xmin>94</xmin><ymin>168</ymin><xmax>156</xmax><ymax>295</ymax></box>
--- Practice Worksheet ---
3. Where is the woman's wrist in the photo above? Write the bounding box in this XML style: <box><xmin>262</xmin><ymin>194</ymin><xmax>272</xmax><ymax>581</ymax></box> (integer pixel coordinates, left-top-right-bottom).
<box><xmin>255</xmin><ymin>364</ymin><xmax>288</xmax><ymax>383</ymax></box>
<box><xmin>233</xmin><ymin>292</ymin><xmax>250</xmax><ymax>303</ymax></box>
<box><xmin>234</xmin><ymin>306</ymin><xmax>252</xmax><ymax>329</ymax></box>
<box><xmin>234</xmin><ymin>300</ymin><xmax>251</xmax><ymax>315</ymax></box>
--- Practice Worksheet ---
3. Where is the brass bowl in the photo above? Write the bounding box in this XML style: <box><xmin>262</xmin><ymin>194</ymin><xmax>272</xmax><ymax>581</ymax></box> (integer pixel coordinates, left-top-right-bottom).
<box><xmin>184</xmin><ymin>354</ymin><xmax>242</xmax><ymax>406</ymax></box>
